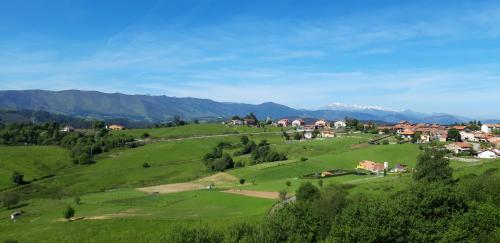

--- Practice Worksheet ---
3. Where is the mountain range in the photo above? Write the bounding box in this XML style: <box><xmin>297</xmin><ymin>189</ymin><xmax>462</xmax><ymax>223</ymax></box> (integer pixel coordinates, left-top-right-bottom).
<box><xmin>0</xmin><ymin>90</ymin><xmax>496</xmax><ymax>125</ymax></box>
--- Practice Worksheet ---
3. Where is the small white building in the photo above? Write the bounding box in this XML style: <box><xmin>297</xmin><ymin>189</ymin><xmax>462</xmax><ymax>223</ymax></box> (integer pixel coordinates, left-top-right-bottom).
<box><xmin>304</xmin><ymin>132</ymin><xmax>313</xmax><ymax>140</ymax></box>
<box><xmin>478</xmin><ymin>151</ymin><xmax>497</xmax><ymax>159</ymax></box>
<box><xmin>334</xmin><ymin>120</ymin><xmax>347</xmax><ymax>129</ymax></box>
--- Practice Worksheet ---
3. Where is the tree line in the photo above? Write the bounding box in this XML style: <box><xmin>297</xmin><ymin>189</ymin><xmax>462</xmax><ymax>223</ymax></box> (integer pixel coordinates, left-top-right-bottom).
<box><xmin>0</xmin><ymin>122</ymin><xmax>137</xmax><ymax>165</ymax></box>
<box><xmin>203</xmin><ymin>136</ymin><xmax>287</xmax><ymax>171</ymax></box>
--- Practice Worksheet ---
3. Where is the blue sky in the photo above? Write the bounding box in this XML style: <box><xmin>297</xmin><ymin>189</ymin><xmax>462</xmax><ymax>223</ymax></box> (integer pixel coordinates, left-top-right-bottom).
<box><xmin>1</xmin><ymin>0</ymin><xmax>499</xmax><ymax>118</ymax></box>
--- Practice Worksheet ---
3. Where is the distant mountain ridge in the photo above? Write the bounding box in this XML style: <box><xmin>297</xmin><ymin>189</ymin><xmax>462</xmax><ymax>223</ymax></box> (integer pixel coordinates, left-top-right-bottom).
<box><xmin>0</xmin><ymin>89</ymin><xmax>488</xmax><ymax>124</ymax></box>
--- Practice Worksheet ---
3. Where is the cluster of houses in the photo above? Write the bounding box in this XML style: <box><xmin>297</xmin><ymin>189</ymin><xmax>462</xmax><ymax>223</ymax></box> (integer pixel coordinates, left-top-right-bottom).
<box><xmin>229</xmin><ymin>117</ymin><xmax>347</xmax><ymax>140</ymax></box>
<box><xmin>278</xmin><ymin>118</ymin><xmax>347</xmax><ymax>140</ymax></box>
<box><xmin>274</xmin><ymin>118</ymin><xmax>347</xmax><ymax>130</ymax></box>
<box><xmin>378</xmin><ymin>121</ymin><xmax>450</xmax><ymax>142</ymax></box>
<box><xmin>356</xmin><ymin>160</ymin><xmax>408</xmax><ymax>174</ymax></box>
<box><xmin>380</xmin><ymin>121</ymin><xmax>500</xmax><ymax>157</ymax></box>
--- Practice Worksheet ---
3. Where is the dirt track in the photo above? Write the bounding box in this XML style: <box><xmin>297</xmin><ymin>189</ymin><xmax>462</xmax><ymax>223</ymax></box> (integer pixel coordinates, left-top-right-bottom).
<box><xmin>222</xmin><ymin>189</ymin><xmax>279</xmax><ymax>199</ymax></box>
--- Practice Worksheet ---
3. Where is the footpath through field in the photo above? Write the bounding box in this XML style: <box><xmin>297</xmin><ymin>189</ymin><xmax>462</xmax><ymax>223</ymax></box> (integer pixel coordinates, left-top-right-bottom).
<box><xmin>222</xmin><ymin>189</ymin><xmax>279</xmax><ymax>199</ymax></box>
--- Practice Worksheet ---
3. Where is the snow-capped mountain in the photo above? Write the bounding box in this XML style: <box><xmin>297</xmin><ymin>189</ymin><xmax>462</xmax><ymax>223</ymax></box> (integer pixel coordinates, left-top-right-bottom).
<box><xmin>322</xmin><ymin>102</ymin><xmax>403</xmax><ymax>112</ymax></box>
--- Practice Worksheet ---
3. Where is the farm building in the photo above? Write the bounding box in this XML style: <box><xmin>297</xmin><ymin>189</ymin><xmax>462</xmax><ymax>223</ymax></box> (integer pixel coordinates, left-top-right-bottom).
<box><xmin>108</xmin><ymin>124</ymin><xmax>125</xmax><ymax>130</ymax></box>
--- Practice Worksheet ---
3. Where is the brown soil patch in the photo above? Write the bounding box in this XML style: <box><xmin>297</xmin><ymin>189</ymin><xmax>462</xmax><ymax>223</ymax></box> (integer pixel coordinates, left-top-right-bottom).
<box><xmin>137</xmin><ymin>172</ymin><xmax>239</xmax><ymax>194</ymax></box>
<box><xmin>222</xmin><ymin>189</ymin><xmax>279</xmax><ymax>199</ymax></box>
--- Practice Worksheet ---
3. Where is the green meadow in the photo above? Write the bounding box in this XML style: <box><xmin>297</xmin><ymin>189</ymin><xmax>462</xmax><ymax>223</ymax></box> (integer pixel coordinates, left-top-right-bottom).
<box><xmin>113</xmin><ymin>123</ymin><xmax>287</xmax><ymax>139</ymax></box>
<box><xmin>0</xmin><ymin>146</ymin><xmax>71</xmax><ymax>190</ymax></box>
<box><xmin>0</xmin><ymin>124</ymin><xmax>498</xmax><ymax>242</ymax></box>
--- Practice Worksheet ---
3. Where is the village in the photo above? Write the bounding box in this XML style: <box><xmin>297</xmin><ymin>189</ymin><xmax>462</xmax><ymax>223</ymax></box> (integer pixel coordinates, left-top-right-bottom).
<box><xmin>227</xmin><ymin>116</ymin><xmax>500</xmax><ymax>175</ymax></box>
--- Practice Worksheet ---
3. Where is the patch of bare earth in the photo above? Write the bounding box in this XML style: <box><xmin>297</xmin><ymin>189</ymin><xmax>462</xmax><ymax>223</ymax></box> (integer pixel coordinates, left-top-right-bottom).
<box><xmin>136</xmin><ymin>172</ymin><xmax>239</xmax><ymax>194</ymax></box>
<box><xmin>222</xmin><ymin>189</ymin><xmax>279</xmax><ymax>199</ymax></box>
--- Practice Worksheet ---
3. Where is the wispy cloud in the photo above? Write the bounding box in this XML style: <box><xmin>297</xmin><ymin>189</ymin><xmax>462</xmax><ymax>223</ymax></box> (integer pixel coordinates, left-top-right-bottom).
<box><xmin>0</xmin><ymin>2</ymin><xmax>500</xmax><ymax>117</ymax></box>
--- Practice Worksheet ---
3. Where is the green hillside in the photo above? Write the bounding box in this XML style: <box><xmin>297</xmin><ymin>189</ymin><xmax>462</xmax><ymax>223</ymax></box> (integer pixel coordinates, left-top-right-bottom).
<box><xmin>0</xmin><ymin>146</ymin><xmax>72</xmax><ymax>190</ymax></box>
<box><xmin>0</xmin><ymin>124</ymin><xmax>498</xmax><ymax>242</ymax></box>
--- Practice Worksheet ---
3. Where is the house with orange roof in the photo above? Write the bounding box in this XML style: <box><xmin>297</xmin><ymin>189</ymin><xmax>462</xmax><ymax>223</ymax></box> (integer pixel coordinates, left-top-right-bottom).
<box><xmin>356</xmin><ymin>160</ymin><xmax>387</xmax><ymax>173</ymax></box>
<box><xmin>400</xmin><ymin>129</ymin><xmax>415</xmax><ymax>140</ymax></box>
<box><xmin>452</xmin><ymin>125</ymin><xmax>467</xmax><ymax>131</ymax></box>
<box><xmin>314</xmin><ymin>119</ymin><xmax>328</xmax><ymax>128</ymax></box>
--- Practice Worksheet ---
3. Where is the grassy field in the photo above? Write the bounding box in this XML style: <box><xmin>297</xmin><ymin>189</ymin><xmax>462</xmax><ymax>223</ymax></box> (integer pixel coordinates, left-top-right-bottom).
<box><xmin>0</xmin><ymin>146</ymin><xmax>72</xmax><ymax>190</ymax></box>
<box><xmin>9</xmin><ymin>132</ymin><xmax>286</xmax><ymax>198</ymax></box>
<box><xmin>0</xmin><ymin>124</ymin><xmax>498</xmax><ymax>242</ymax></box>
<box><xmin>113</xmin><ymin>123</ymin><xmax>287</xmax><ymax>139</ymax></box>
<box><xmin>0</xmin><ymin>189</ymin><xmax>274</xmax><ymax>242</ymax></box>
